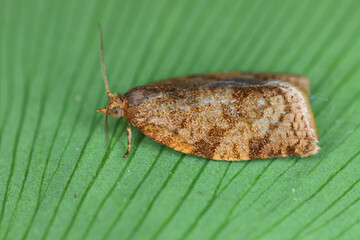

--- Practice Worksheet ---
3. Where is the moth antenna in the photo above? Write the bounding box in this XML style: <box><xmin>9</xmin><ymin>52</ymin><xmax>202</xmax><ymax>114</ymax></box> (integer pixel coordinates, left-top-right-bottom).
<box><xmin>98</xmin><ymin>23</ymin><xmax>111</xmax><ymax>98</ymax></box>
<box><xmin>98</xmin><ymin>23</ymin><xmax>111</xmax><ymax>147</ymax></box>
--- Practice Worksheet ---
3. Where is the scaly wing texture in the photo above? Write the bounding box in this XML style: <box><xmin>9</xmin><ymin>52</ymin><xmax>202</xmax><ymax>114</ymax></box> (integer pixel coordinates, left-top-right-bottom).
<box><xmin>125</xmin><ymin>77</ymin><xmax>319</xmax><ymax>160</ymax></box>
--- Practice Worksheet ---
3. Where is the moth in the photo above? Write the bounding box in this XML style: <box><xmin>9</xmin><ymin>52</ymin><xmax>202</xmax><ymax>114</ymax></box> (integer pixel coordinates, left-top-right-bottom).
<box><xmin>97</xmin><ymin>27</ymin><xmax>319</xmax><ymax>161</ymax></box>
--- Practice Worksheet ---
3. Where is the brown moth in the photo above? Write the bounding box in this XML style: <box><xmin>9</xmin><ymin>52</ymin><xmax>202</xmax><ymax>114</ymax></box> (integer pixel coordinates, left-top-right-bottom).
<box><xmin>97</xmin><ymin>27</ymin><xmax>319</xmax><ymax>161</ymax></box>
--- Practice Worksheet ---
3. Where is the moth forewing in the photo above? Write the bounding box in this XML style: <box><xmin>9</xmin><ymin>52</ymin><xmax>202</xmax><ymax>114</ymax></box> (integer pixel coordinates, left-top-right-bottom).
<box><xmin>118</xmin><ymin>74</ymin><xmax>319</xmax><ymax>160</ymax></box>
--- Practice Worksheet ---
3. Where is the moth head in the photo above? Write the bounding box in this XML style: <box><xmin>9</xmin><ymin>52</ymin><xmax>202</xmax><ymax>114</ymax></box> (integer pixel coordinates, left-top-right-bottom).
<box><xmin>97</xmin><ymin>97</ymin><xmax>123</xmax><ymax>119</ymax></box>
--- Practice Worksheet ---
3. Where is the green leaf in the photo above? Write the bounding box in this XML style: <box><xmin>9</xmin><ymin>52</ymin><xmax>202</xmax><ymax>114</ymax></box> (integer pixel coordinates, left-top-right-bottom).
<box><xmin>1</xmin><ymin>0</ymin><xmax>360</xmax><ymax>239</ymax></box>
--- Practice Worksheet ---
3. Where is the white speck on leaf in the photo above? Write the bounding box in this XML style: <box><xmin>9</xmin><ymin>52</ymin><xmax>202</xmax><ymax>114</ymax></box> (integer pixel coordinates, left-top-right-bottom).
<box><xmin>75</xmin><ymin>95</ymin><xmax>82</xmax><ymax>101</ymax></box>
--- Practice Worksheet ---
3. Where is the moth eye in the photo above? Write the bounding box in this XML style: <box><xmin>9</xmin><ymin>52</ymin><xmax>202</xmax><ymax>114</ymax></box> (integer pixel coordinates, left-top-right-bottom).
<box><xmin>110</xmin><ymin>107</ymin><xmax>122</xmax><ymax>119</ymax></box>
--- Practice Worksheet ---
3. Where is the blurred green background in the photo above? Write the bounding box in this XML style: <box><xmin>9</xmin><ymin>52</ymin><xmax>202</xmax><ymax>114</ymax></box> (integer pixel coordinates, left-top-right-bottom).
<box><xmin>1</xmin><ymin>0</ymin><xmax>360</xmax><ymax>239</ymax></box>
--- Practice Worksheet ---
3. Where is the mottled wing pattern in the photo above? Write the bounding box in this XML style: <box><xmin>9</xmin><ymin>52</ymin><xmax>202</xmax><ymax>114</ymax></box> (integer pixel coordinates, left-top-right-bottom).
<box><xmin>124</xmin><ymin>74</ymin><xmax>319</xmax><ymax>161</ymax></box>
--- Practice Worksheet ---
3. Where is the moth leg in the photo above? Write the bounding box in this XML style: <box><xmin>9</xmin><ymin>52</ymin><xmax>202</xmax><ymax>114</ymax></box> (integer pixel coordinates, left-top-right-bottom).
<box><xmin>123</xmin><ymin>121</ymin><xmax>132</xmax><ymax>158</ymax></box>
